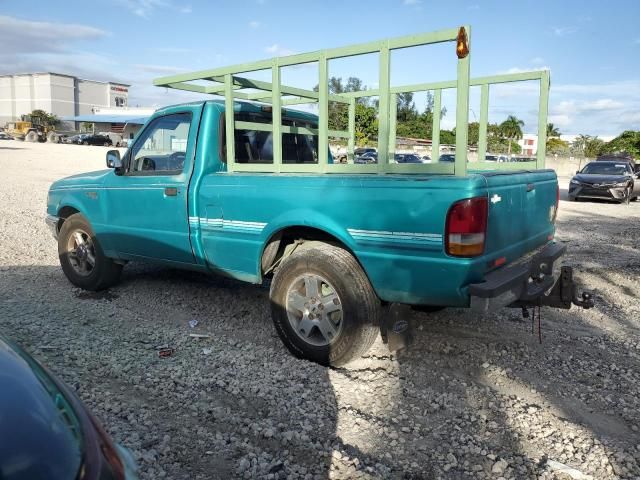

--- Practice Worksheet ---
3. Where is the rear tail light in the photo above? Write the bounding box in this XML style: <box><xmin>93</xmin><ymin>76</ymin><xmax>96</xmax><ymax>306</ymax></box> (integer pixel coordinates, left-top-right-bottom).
<box><xmin>445</xmin><ymin>196</ymin><xmax>488</xmax><ymax>257</ymax></box>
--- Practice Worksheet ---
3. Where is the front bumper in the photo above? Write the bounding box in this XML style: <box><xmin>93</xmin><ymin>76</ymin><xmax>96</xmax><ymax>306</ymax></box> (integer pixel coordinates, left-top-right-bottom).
<box><xmin>468</xmin><ymin>242</ymin><xmax>593</xmax><ymax>313</ymax></box>
<box><xmin>45</xmin><ymin>214</ymin><xmax>59</xmax><ymax>240</ymax></box>
<box><xmin>569</xmin><ymin>183</ymin><xmax>628</xmax><ymax>201</ymax></box>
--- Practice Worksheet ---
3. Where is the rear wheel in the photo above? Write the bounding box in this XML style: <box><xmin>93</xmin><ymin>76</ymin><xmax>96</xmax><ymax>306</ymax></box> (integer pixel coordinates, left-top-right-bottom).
<box><xmin>82</xmin><ymin>141</ymin><xmax>89</xmax><ymax>145</ymax></box>
<box><xmin>47</xmin><ymin>131</ymin><xmax>58</xmax><ymax>143</ymax></box>
<box><xmin>25</xmin><ymin>131</ymin><xmax>38</xmax><ymax>142</ymax></box>
<box><xmin>270</xmin><ymin>243</ymin><xmax>380</xmax><ymax>366</ymax></box>
<box><xmin>58</xmin><ymin>213</ymin><xmax>122</xmax><ymax>291</ymax></box>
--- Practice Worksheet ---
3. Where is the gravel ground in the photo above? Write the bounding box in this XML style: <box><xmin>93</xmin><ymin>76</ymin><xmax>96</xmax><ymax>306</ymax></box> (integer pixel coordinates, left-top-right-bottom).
<box><xmin>1</xmin><ymin>140</ymin><xmax>639</xmax><ymax>480</ymax></box>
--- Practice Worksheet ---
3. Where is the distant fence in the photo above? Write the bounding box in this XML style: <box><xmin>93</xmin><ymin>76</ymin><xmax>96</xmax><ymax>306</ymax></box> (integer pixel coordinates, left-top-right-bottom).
<box><xmin>544</xmin><ymin>156</ymin><xmax>592</xmax><ymax>177</ymax></box>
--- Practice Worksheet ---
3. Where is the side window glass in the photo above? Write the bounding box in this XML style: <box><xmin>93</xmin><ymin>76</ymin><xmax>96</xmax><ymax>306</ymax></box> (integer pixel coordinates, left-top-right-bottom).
<box><xmin>130</xmin><ymin>113</ymin><xmax>192</xmax><ymax>174</ymax></box>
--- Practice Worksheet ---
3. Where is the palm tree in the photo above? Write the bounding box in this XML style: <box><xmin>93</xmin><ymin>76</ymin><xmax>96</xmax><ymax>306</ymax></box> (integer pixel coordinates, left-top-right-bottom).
<box><xmin>546</xmin><ymin>123</ymin><xmax>561</xmax><ymax>138</ymax></box>
<box><xmin>500</xmin><ymin>115</ymin><xmax>525</xmax><ymax>155</ymax></box>
<box><xmin>572</xmin><ymin>134</ymin><xmax>591</xmax><ymax>156</ymax></box>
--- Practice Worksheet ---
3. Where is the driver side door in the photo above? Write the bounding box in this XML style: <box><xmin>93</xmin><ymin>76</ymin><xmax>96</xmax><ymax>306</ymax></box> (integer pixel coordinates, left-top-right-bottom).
<box><xmin>102</xmin><ymin>106</ymin><xmax>202</xmax><ymax>264</ymax></box>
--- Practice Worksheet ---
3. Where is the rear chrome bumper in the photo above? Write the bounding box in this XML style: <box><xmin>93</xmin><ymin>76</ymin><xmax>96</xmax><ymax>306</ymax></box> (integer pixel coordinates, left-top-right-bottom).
<box><xmin>45</xmin><ymin>214</ymin><xmax>59</xmax><ymax>240</ymax></box>
<box><xmin>468</xmin><ymin>242</ymin><xmax>593</xmax><ymax>313</ymax></box>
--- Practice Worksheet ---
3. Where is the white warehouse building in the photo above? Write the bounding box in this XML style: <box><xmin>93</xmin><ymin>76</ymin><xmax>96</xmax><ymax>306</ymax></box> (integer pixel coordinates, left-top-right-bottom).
<box><xmin>0</xmin><ymin>72</ymin><xmax>130</xmax><ymax>127</ymax></box>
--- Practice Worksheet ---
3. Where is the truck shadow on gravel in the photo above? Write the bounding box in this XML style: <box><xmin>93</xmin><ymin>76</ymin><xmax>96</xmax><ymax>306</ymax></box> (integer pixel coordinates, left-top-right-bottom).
<box><xmin>1</xmin><ymin>205</ymin><xmax>639</xmax><ymax>480</ymax></box>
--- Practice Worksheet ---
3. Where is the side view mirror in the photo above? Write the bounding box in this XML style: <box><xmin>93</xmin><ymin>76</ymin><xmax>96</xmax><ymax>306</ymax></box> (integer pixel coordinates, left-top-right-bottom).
<box><xmin>576</xmin><ymin>170</ymin><xmax>580</xmax><ymax>175</ymax></box>
<box><xmin>106</xmin><ymin>150</ymin><xmax>122</xmax><ymax>169</ymax></box>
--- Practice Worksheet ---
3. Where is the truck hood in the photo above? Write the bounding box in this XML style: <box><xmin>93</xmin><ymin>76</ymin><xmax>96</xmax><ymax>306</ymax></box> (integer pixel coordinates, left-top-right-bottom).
<box><xmin>50</xmin><ymin>169</ymin><xmax>112</xmax><ymax>190</ymax></box>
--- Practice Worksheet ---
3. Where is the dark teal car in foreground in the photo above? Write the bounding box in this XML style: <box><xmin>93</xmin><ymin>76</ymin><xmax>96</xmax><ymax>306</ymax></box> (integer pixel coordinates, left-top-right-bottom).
<box><xmin>0</xmin><ymin>334</ymin><xmax>138</xmax><ymax>479</ymax></box>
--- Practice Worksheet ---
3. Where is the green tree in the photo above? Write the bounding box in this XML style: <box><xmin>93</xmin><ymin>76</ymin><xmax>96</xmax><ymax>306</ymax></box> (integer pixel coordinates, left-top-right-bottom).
<box><xmin>600</xmin><ymin>130</ymin><xmax>640</xmax><ymax>157</ymax></box>
<box><xmin>499</xmin><ymin>115</ymin><xmax>524</xmax><ymax>155</ymax></box>
<box><xmin>571</xmin><ymin>134</ymin><xmax>591</xmax><ymax>157</ymax></box>
<box><xmin>584</xmin><ymin>137</ymin><xmax>604</xmax><ymax>158</ymax></box>
<box><xmin>27</xmin><ymin>109</ymin><xmax>60</xmax><ymax>127</ymax></box>
<box><xmin>546</xmin><ymin>123</ymin><xmax>561</xmax><ymax>138</ymax></box>
<box><xmin>396</xmin><ymin>92</ymin><xmax>417</xmax><ymax>122</ymax></box>
<box><xmin>546</xmin><ymin>137</ymin><xmax>570</xmax><ymax>155</ymax></box>
<box><xmin>354</xmin><ymin>103</ymin><xmax>378</xmax><ymax>146</ymax></box>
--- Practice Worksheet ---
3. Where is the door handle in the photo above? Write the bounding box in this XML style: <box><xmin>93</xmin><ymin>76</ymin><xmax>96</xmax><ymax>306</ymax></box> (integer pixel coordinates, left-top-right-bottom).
<box><xmin>164</xmin><ymin>187</ymin><xmax>178</xmax><ymax>196</ymax></box>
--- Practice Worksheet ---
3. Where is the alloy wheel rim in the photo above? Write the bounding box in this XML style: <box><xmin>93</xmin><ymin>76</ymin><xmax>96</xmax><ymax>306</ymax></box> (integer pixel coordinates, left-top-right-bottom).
<box><xmin>66</xmin><ymin>228</ymin><xmax>96</xmax><ymax>276</ymax></box>
<box><xmin>285</xmin><ymin>273</ymin><xmax>343</xmax><ymax>347</ymax></box>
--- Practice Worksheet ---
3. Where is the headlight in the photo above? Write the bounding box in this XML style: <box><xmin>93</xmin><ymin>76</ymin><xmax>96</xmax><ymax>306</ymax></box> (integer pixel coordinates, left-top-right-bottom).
<box><xmin>614</xmin><ymin>182</ymin><xmax>628</xmax><ymax>187</ymax></box>
<box><xmin>570</xmin><ymin>179</ymin><xmax>580</xmax><ymax>185</ymax></box>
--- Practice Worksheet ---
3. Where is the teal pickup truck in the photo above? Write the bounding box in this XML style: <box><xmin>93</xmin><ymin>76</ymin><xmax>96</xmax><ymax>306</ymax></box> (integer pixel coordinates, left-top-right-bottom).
<box><xmin>46</xmin><ymin>27</ymin><xmax>592</xmax><ymax>365</ymax></box>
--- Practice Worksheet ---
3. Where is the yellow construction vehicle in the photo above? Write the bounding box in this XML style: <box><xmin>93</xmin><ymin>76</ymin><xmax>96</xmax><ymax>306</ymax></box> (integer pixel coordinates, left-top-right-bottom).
<box><xmin>4</xmin><ymin>113</ymin><xmax>61</xmax><ymax>142</ymax></box>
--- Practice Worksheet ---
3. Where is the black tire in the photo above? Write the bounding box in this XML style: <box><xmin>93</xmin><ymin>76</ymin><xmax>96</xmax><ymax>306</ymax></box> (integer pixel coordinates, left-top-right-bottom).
<box><xmin>270</xmin><ymin>242</ymin><xmax>381</xmax><ymax>366</ymax></box>
<box><xmin>82</xmin><ymin>141</ymin><xmax>89</xmax><ymax>145</ymax></box>
<box><xmin>58</xmin><ymin>213</ymin><xmax>122</xmax><ymax>291</ymax></box>
<box><xmin>622</xmin><ymin>186</ymin><xmax>632</xmax><ymax>205</ymax></box>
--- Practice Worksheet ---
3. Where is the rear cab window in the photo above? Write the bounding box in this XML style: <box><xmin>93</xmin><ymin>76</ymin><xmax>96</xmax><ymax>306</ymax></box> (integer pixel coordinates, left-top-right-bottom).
<box><xmin>222</xmin><ymin>111</ymin><xmax>320</xmax><ymax>165</ymax></box>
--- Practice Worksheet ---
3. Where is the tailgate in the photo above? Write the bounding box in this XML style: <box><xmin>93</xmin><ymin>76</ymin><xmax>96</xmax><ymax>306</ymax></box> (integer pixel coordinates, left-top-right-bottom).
<box><xmin>481</xmin><ymin>170</ymin><xmax>558</xmax><ymax>264</ymax></box>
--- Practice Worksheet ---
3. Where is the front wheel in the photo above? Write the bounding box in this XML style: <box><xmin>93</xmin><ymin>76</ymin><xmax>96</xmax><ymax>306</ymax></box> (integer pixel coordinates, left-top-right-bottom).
<box><xmin>270</xmin><ymin>243</ymin><xmax>381</xmax><ymax>366</ymax></box>
<box><xmin>622</xmin><ymin>186</ymin><xmax>632</xmax><ymax>205</ymax></box>
<box><xmin>58</xmin><ymin>213</ymin><xmax>122</xmax><ymax>291</ymax></box>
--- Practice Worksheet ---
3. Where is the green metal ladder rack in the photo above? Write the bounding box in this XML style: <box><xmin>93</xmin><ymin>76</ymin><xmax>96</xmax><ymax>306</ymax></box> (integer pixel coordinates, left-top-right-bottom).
<box><xmin>154</xmin><ymin>26</ymin><xmax>550</xmax><ymax>176</ymax></box>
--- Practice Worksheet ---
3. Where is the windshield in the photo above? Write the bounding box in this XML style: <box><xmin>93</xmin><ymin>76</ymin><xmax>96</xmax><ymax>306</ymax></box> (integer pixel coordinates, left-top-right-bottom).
<box><xmin>581</xmin><ymin>163</ymin><xmax>630</xmax><ymax>175</ymax></box>
<box><xmin>0</xmin><ymin>338</ymin><xmax>83</xmax><ymax>480</ymax></box>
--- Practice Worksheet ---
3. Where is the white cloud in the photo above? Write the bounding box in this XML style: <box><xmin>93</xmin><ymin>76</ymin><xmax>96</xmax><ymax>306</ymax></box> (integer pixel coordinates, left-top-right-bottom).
<box><xmin>151</xmin><ymin>46</ymin><xmax>192</xmax><ymax>54</ymax></box>
<box><xmin>548</xmin><ymin>114</ymin><xmax>571</xmax><ymax>127</ymax></box>
<box><xmin>500</xmin><ymin>66</ymin><xmax>551</xmax><ymax>74</ymax></box>
<box><xmin>115</xmin><ymin>0</ymin><xmax>191</xmax><ymax>18</ymax></box>
<box><xmin>249</xmin><ymin>20</ymin><xmax>261</xmax><ymax>28</ymax></box>
<box><xmin>132</xmin><ymin>64</ymin><xmax>186</xmax><ymax>74</ymax></box>
<box><xmin>552</xmin><ymin>26</ymin><xmax>577</xmax><ymax>36</ymax></box>
<box><xmin>0</xmin><ymin>15</ymin><xmax>107</xmax><ymax>54</ymax></box>
<box><xmin>265</xmin><ymin>44</ymin><xmax>295</xmax><ymax>56</ymax></box>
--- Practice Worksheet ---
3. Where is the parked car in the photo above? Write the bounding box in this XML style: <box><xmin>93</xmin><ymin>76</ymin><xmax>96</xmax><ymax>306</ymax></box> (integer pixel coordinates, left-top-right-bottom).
<box><xmin>420</xmin><ymin>155</ymin><xmax>431</xmax><ymax>163</ymax></box>
<box><xmin>354</xmin><ymin>147</ymin><xmax>376</xmax><ymax>157</ymax></box>
<box><xmin>46</xmin><ymin>99</ymin><xmax>592</xmax><ymax>367</ymax></box>
<box><xmin>355</xmin><ymin>151</ymin><xmax>377</xmax><ymax>164</ymax></box>
<box><xmin>0</xmin><ymin>333</ymin><xmax>138</xmax><ymax>479</ymax></box>
<box><xmin>394</xmin><ymin>153</ymin><xmax>424</xmax><ymax>163</ymax></box>
<box><xmin>438</xmin><ymin>153</ymin><xmax>456</xmax><ymax>162</ymax></box>
<box><xmin>569</xmin><ymin>160</ymin><xmax>640</xmax><ymax>204</ymax></box>
<box><xmin>78</xmin><ymin>134</ymin><xmax>113</xmax><ymax>146</ymax></box>
<box><xmin>0</xmin><ymin>132</ymin><xmax>14</xmax><ymax>140</ymax></box>
<box><xmin>485</xmin><ymin>154</ymin><xmax>509</xmax><ymax>162</ymax></box>
<box><xmin>65</xmin><ymin>134</ymin><xmax>89</xmax><ymax>144</ymax></box>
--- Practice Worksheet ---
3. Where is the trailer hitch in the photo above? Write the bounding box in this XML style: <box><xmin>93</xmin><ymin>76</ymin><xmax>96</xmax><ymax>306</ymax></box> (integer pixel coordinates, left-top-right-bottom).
<box><xmin>511</xmin><ymin>266</ymin><xmax>594</xmax><ymax>310</ymax></box>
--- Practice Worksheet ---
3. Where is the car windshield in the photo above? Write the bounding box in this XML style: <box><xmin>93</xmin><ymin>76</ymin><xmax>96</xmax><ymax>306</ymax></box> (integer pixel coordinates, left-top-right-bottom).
<box><xmin>581</xmin><ymin>163</ymin><xmax>629</xmax><ymax>175</ymax></box>
<box><xmin>0</xmin><ymin>338</ymin><xmax>83</xmax><ymax>480</ymax></box>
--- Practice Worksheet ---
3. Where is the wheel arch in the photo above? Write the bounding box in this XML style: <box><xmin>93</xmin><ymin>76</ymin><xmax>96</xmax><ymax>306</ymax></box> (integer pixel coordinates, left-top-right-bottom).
<box><xmin>259</xmin><ymin>223</ymin><xmax>372</xmax><ymax>287</ymax></box>
<box><xmin>56</xmin><ymin>205</ymin><xmax>81</xmax><ymax>230</ymax></box>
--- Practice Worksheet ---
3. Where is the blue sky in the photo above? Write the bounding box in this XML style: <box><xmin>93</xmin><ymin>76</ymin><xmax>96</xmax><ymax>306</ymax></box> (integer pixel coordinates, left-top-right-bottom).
<box><xmin>1</xmin><ymin>0</ymin><xmax>639</xmax><ymax>136</ymax></box>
